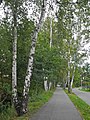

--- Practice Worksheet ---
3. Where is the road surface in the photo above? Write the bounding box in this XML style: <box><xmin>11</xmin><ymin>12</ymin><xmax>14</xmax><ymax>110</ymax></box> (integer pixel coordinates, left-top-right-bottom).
<box><xmin>73</xmin><ymin>88</ymin><xmax>90</xmax><ymax>105</ymax></box>
<box><xmin>30</xmin><ymin>88</ymin><xmax>82</xmax><ymax>120</ymax></box>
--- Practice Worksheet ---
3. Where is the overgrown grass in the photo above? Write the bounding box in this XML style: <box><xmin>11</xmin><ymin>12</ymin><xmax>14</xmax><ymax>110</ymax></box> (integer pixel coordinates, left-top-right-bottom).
<box><xmin>65</xmin><ymin>90</ymin><xmax>90</xmax><ymax>120</ymax></box>
<box><xmin>0</xmin><ymin>90</ymin><xmax>54</xmax><ymax>120</ymax></box>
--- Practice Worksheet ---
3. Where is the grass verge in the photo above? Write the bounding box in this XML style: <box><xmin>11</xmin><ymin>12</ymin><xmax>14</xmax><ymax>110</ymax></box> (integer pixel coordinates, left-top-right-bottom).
<box><xmin>0</xmin><ymin>90</ymin><xmax>54</xmax><ymax>120</ymax></box>
<box><xmin>65</xmin><ymin>90</ymin><xmax>90</xmax><ymax>120</ymax></box>
<box><xmin>79</xmin><ymin>88</ymin><xmax>90</xmax><ymax>92</ymax></box>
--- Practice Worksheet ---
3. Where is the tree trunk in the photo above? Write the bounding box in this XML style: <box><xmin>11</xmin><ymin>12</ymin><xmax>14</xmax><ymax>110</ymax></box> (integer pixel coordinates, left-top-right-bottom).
<box><xmin>44</xmin><ymin>80</ymin><xmax>48</xmax><ymax>91</ymax></box>
<box><xmin>21</xmin><ymin>0</ymin><xmax>46</xmax><ymax>114</ymax></box>
<box><xmin>63</xmin><ymin>78</ymin><xmax>67</xmax><ymax>89</ymax></box>
<box><xmin>67</xmin><ymin>41</ymin><xmax>71</xmax><ymax>93</ymax></box>
<box><xmin>0</xmin><ymin>0</ymin><xmax>2</xmax><ymax>5</ymax></box>
<box><xmin>69</xmin><ymin>66</ymin><xmax>76</xmax><ymax>93</ymax></box>
<box><xmin>50</xmin><ymin>2</ymin><xmax>53</xmax><ymax>49</ymax></box>
<box><xmin>68</xmin><ymin>61</ymin><xmax>71</xmax><ymax>93</ymax></box>
<box><xmin>11</xmin><ymin>0</ymin><xmax>47</xmax><ymax>116</ymax></box>
<box><xmin>48</xmin><ymin>1</ymin><xmax>53</xmax><ymax>91</ymax></box>
<box><xmin>49</xmin><ymin>82</ymin><xmax>52</xmax><ymax>90</ymax></box>
<box><xmin>53</xmin><ymin>80</ymin><xmax>56</xmax><ymax>88</ymax></box>
<box><xmin>12</xmin><ymin>2</ymin><xmax>18</xmax><ymax>111</ymax></box>
<box><xmin>12</xmin><ymin>23</ymin><xmax>18</xmax><ymax>106</ymax></box>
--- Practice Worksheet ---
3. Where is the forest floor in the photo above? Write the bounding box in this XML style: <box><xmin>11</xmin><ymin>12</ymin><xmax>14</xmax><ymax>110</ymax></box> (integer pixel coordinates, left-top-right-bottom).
<box><xmin>73</xmin><ymin>88</ymin><xmax>90</xmax><ymax>105</ymax></box>
<box><xmin>30</xmin><ymin>87</ymin><xmax>82</xmax><ymax>120</ymax></box>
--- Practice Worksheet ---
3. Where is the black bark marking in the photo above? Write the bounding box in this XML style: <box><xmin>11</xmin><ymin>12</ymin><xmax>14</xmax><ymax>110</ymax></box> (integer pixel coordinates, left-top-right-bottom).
<box><xmin>0</xmin><ymin>0</ymin><xmax>2</xmax><ymax>5</ymax></box>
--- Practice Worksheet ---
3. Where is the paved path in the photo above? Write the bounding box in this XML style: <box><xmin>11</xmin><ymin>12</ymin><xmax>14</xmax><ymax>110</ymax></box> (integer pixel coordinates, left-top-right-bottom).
<box><xmin>73</xmin><ymin>88</ymin><xmax>90</xmax><ymax>106</ymax></box>
<box><xmin>30</xmin><ymin>88</ymin><xmax>82</xmax><ymax>120</ymax></box>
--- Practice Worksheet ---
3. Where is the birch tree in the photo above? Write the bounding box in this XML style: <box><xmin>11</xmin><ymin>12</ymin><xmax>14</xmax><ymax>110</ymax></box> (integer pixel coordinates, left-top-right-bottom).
<box><xmin>21</xmin><ymin>0</ymin><xmax>47</xmax><ymax>115</ymax></box>
<box><xmin>68</xmin><ymin>0</ymin><xmax>90</xmax><ymax>93</ymax></box>
<box><xmin>48</xmin><ymin>0</ymin><xmax>53</xmax><ymax>90</ymax></box>
<box><xmin>12</xmin><ymin>0</ymin><xmax>18</xmax><ymax>111</ymax></box>
<box><xmin>1</xmin><ymin>0</ymin><xmax>47</xmax><ymax>116</ymax></box>
<box><xmin>56</xmin><ymin>0</ymin><xmax>78</xmax><ymax>92</ymax></box>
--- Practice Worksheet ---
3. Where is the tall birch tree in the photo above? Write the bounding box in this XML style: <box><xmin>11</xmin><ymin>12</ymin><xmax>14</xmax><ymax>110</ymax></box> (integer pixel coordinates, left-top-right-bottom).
<box><xmin>1</xmin><ymin>0</ymin><xmax>47</xmax><ymax>116</ymax></box>
<box><xmin>12</xmin><ymin>0</ymin><xmax>18</xmax><ymax>112</ymax></box>
<box><xmin>21</xmin><ymin>0</ymin><xmax>47</xmax><ymax>114</ymax></box>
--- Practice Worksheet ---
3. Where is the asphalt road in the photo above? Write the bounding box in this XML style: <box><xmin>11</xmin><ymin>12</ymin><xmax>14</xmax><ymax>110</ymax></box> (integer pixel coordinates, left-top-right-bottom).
<box><xmin>73</xmin><ymin>88</ymin><xmax>90</xmax><ymax>105</ymax></box>
<box><xmin>30</xmin><ymin>88</ymin><xmax>82</xmax><ymax>120</ymax></box>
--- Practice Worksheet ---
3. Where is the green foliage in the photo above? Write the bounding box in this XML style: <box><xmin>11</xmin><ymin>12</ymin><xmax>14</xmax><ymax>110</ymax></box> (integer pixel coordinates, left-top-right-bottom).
<box><xmin>80</xmin><ymin>88</ymin><xmax>90</xmax><ymax>92</ymax></box>
<box><xmin>2</xmin><ymin>83</ymin><xmax>11</xmax><ymax>94</ymax></box>
<box><xmin>0</xmin><ymin>90</ymin><xmax>54</xmax><ymax>120</ymax></box>
<box><xmin>0</xmin><ymin>0</ymin><xmax>90</xmax><ymax>117</ymax></box>
<box><xmin>0</xmin><ymin>14</ymin><xmax>35</xmax><ymax>113</ymax></box>
<box><xmin>81</xmin><ymin>63</ymin><xmax>90</xmax><ymax>88</ymax></box>
<box><xmin>74</xmin><ymin>67</ymin><xmax>81</xmax><ymax>87</ymax></box>
<box><xmin>17</xmin><ymin>19</ymin><xmax>35</xmax><ymax>90</ymax></box>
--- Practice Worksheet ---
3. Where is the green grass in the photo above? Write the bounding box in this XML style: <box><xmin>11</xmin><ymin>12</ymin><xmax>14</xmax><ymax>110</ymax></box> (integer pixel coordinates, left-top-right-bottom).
<box><xmin>0</xmin><ymin>90</ymin><xmax>54</xmax><ymax>120</ymax></box>
<box><xmin>65</xmin><ymin>90</ymin><xmax>90</xmax><ymax>120</ymax></box>
<box><xmin>79</xmin><ymin>88</ymin><xmax>90</xmax><ymax>92</ymax></box>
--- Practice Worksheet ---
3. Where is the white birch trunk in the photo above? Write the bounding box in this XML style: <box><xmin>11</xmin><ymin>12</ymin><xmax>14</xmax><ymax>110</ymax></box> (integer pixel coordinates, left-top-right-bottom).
<box><xmin>70</xmin><ymin>75</ymin><xmax>74</xmax><ymax>90</ymax></box>
<box><xmin>49</xmin><ymin>1</ymin><xmax>53</xmax><ymax>90</ymax></box>
<box><xmin>44</xmin><ymin>80</ymin><xmax>48</xmax><ymax>91</ymax></box>
<box><xmin>70</xmin><ymin>65</ymin><xmax>76</xmax><ymax>92</ymax></box>
<box><xmin>12</xmin><ymin>25</ymin><xmax>18</xmax><ymax>103</ymax></box>
<box><xmin>68</xmin><ymin>47</ymin><xmax>71</xmax><ymax>93</ymax></box>
<box><xmin>12</xmin><ymin>2</ymin><xmax>18</xmax><ymax>106</ymax></box>
<box><xmin>68</xmin><ymin>60</ymin><xmax>70</xmax><ymax>87</ymax></box>
<box><xmin>50</xmin><ymin>16</ymin><xmax>52</xmax><ymax>48</ymax></box>
<box><xmin>49</xmin><ymin>82</ymin><xmax>52</xmax><ymax>90</ymax></box>
<box><xmin>22</xmin><ymin>0</ymin><xmax>47</xmax><ymax>113</ymax></box>
<box><xmin>65</xmin><ymin>78</ymin><xmax>68</xmax><ymax>87</ymax></box>
<box><xmin>50</xmin><ymin>0</ymin><xmax>53</xmax><ymax>48</ymax></box>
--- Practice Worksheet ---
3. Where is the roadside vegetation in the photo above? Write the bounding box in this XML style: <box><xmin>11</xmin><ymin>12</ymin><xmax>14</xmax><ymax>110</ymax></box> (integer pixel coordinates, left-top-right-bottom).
<box><xmin>65</xmin><ymin>90</ymin><xmax>90</xmax><ymax>120</ymax></box>
<box><xmin>79</xmin><ymin>88</ymin><xmax>90</xmax><ymax>92</ymax></box>
<box><xmin>0</xmin><ymin>90</ymin><xmax>54</xmax><ymax>120</ymax></box>
<box><xmin>0</xmin><ymin>0</ymin><xmax>90</xmax><ymax>118</ymax></box>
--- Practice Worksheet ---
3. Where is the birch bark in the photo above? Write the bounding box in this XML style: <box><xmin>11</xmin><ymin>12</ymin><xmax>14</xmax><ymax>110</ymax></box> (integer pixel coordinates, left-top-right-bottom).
<box><xmin>49</xmin><ymin>0</ymin><xmax>53</xmax><ymax>90</ymax></box>
<box><xmin>50</xmin><ymin>1</ymin><xmax>53</xmax><ymax>49</ymax></box>
<box><xmin>22</xmin><ymin>0</ymin><xmax>46</xmax><ymax>113</ymax></box>
<box><xmin>12</xmin><ymin>1</ymin><xmax>18</xmax><ymax>109</ymax></box>
<box><xmin>69</xmin><ymin>65</ymin><xmax>75</xmax><ymax>93</ymax></box>
<box><xmin>44</xmin><ymin>80</ymin><xmax>48</xmax><ymax>91</ymax></box>
<box><xmin>68</xmin><ymin>60</ymin><xmax>70</xmax><ymax>92</ymax></box>
<box><xmin>49</xmin><ymin>82</ymin><xmax>52</xmax><ymax>90</ymax></box>
<box><xmin>68</xmin><ymin>47</ymin><xmax>71</xmax><ymax>93</ymax></box>
<box><xmin>0</xmin><ymin>0</ymin><xmax>2</xmax><ymax>5</ymax></box>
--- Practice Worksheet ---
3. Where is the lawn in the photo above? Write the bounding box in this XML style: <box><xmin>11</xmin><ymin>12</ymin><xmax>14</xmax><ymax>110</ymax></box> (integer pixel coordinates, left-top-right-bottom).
<box><xmin>79</xmin><ymin>88</ymin><xmax>90</xmax><ymax>92</ymax></box>
<box><xmin>65</xmin><ymin>90</ymin><xmax>90</xmax><ymax>120</ymax></box>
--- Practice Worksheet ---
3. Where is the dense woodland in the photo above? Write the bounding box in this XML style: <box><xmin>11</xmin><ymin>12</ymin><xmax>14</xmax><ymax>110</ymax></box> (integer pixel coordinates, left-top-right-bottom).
<box><xmin>0</xmin><ymin>0</ymin><xmax>90</xmax><ymax>118</ymax></box>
